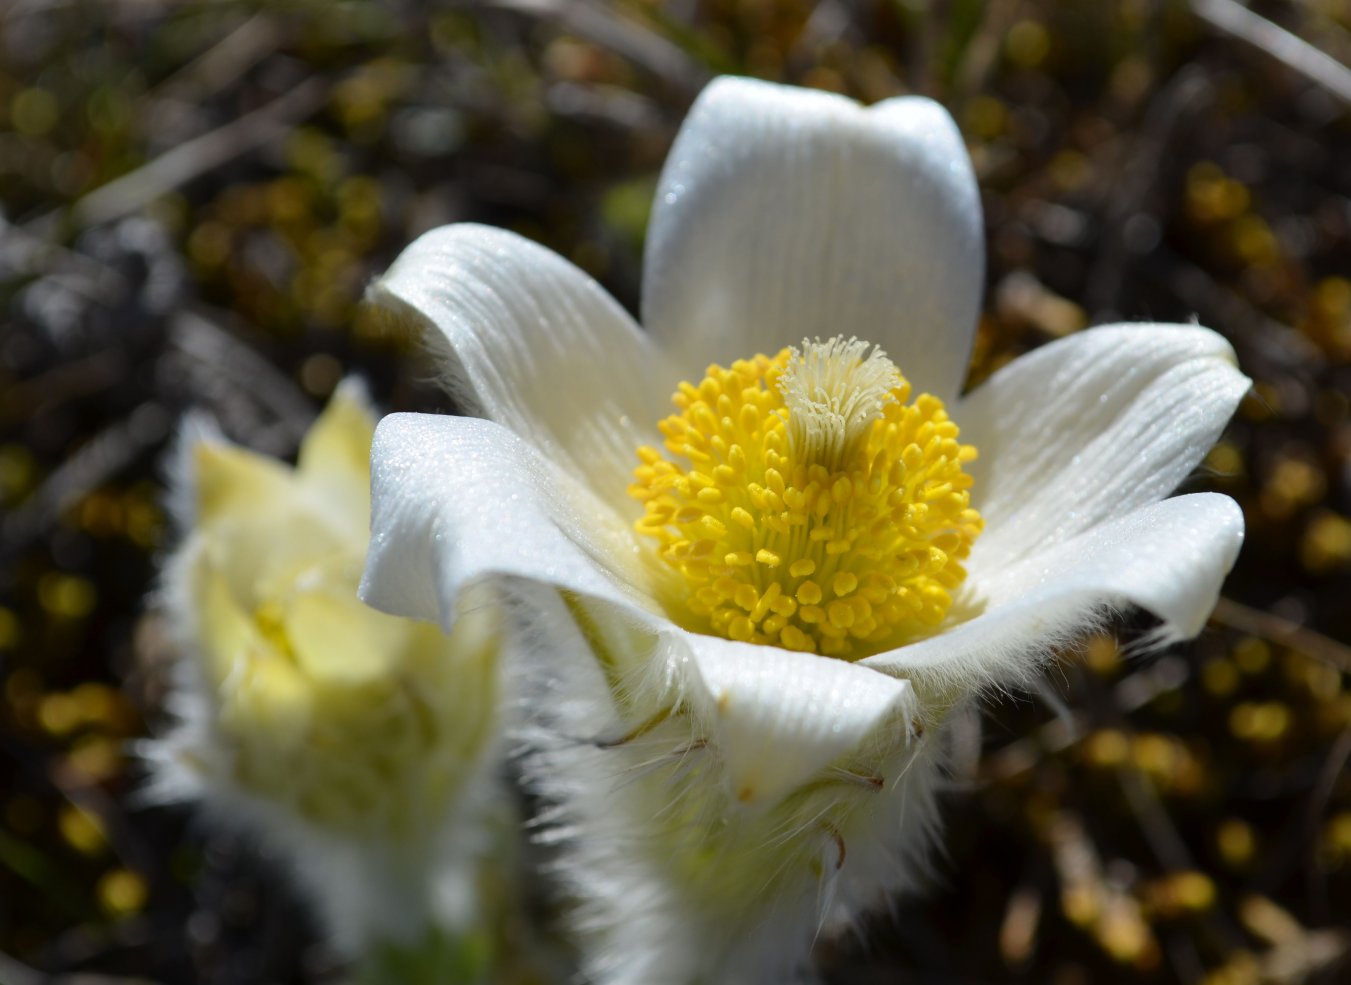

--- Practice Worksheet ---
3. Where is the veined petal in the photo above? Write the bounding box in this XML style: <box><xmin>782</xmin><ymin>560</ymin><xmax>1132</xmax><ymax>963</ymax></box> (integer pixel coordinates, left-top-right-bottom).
<box><xmin>360</xmin><ymin>413</ymin><xmax>665</xmax><ymax>632</ymax></box>
<box><xmin>958</xmin><ymin>323</ymin><xmax>1250</xmax><ymax>567</ymax></box>
<box><xmin>643</xmin><ymin>76</ymin><xmax>983</xmax><ymax>401</ymax></box>
<box><xmin>674</xmin><ymin>629</ymin><xmax>914</xmax><ymax>810</ymax></box>
<box><xmin>368</xmin><ymin>224</ymin><xmax>672</xmax><ymax>516</ymax></box>
<box><xmin>863</xmin><ymin>493</ymin><xmax>1244</xmax><ymax>690</ymax></box>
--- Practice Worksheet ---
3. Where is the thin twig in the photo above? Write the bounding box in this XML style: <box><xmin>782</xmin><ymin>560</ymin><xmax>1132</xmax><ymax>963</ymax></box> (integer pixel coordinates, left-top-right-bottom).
<box><xmin>1192</xmin><ymin>0</ymin><xmax>1351</xmax><ymax>105</ymax></box>
<box><xmin>1115</xmin><ymin>758</ymin><xmax>1195</xmax><ymax>872</ymax></box>
<box><xmin>0</xmin><ymin>403</ymin><xmax>170</xmax><ymax>561</ymax></box>
<box><xmin>0</xmin><ymin>947</ymin><xmax>166</xmax><ymax>985</ymax></box>
<box><xmin>477</xmin><ymin>0</ymin><xmax>707</xmax><ymax>92</ymax></box>
<box><xmin>1305</xmin><ymin>727</ymin><xmax>1351</xmax><ymax>921</ymax></box>
<box><xmin>5</xmin><ymin>0</ymin><xmax>241</xmax><ymax>21</ymax></box>
<box><xmin>146</xmin><ymin>12</ymin><xmax>283</xmax><ymax>105</ymax></box>
<box><xmin>25</xmin><ymin>77</ymin><xmax>329</xmax><ymax>235</ymax></box>
<box><xmin>0</xmin><ymin>951</ymin><xmax>41</xmax><ymax>985</ymax></box>
<box><xmin>0</xmin><ymin>218</ymin><xmax>129</xmax><ymax>299</ymax></box>
<box><xmin>1085</xmin><ymin>65</ymin><xmax>1212</xmax><ymax>315</ymax></box>
<box><xmin>907</xmin><ymin>0</ymin><xmax>948</xmax><ymax>97</ymax></box>
<box><xmin>0</xmin><ymin>350</ymin><xmax>129</xmax><ymax>425</ymax></box>
<box><xmin>983</xmin><ymin>657</ymin><xmax>1190</xmax><ymax>781</ymax></box>
<box><xmin>1211</xmin><ymin>597</ymin><xmax>1351</xmax><ymax>674</ymax></box>
<box><xmin>950</xmin><ymin>0</ymin><xmax>1024</xmax><ymax>105</ymax></box>
<box><xmin>169</xmin><ymin>308</ymin><xmax>316</xmax><ymax>449</ymax></box>
<box><xmin>787</xmin><ymin>1</ymin><xmax>857</xmax><ymax>77</ymax></box>
<box><xmin>1168</xmin><ymin>251</ymin><xmax>1324</xmax><ymax>375</ymax></box>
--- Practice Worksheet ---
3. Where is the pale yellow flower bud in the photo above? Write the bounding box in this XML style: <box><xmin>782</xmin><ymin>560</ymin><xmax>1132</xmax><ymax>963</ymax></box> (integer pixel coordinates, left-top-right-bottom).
<box><xmin>148</xmin><ymin>380</ymin><xmax>504</xmax><ymax>956</ymax></box>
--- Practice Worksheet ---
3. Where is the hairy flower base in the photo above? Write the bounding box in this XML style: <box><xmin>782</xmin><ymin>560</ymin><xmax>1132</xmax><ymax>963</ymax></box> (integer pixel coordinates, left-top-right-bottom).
<box><xmin>630</xmin><ymin>338</ymin><xmax>984</xmax><ymax>659</ymax></box>
<box><xmin>524</xmin><ymin>590</ymin><xmax>940</xmax><ymax>984</ymax></box>
<box><xmin>585</xmin><ymin>713</ymin><xmax>919</xmax><ymax>912</ymax></box>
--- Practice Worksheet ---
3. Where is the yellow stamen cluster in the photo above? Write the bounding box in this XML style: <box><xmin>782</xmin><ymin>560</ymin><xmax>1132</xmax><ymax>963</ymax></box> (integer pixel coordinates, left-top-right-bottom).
<box><xmin>629</xmin><ymin>337</ymin><xmax>983</xmax><ymax>661</ymax></box>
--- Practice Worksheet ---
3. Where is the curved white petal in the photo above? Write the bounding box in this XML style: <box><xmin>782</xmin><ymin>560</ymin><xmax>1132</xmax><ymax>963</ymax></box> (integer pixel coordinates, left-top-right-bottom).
<box><xmin>369</xmin><ymin>224</ymin><xmax>673</xmax><ymax>515</ymax></box>
<box><xmin>863</xmin><ymin>493</ymin><xmax>1244</xmax><ymax>688</ymax></box>
<box><xmin>958</xmin><ymin>323</ymin><xmax>1250</xmax><ymax>567</ymax></box>
<box><xmin>643</xmin><ymin>76</ymin><xmax>983</xmax><ymax>401</ymax></box>
<box><xmin>360</xmin><ymin>413</ymin><xmax>664</xmax><ymax>630</ymax></box>
<box><xmin>672</xmin><ymin>629</ymin><xmax>914</xmax><ymax>810</ymax></box>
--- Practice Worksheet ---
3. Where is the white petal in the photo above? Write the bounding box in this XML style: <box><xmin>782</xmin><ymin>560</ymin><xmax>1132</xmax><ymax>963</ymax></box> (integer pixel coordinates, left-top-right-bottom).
<box><xmin>643</xmin><ymin>76</ymin><xmax>983</xmax><ymax>400</ymax></box>
<box><xmin>359</xmin><ymin>413</ymin><xmax>662</xmax><ymax>630</ymax></box>
<box><xmin>958</xmin><ymin>323</ymin><xmax>1250</xmax><ymax>566</ymax></box>
<box><xmin>863</xmin><ymin>493</ymin><xmax>1244</xmax><ymax>688</ymax></box>
<box><xmin>673</xmin><ymin>629</ymin><xmax>914</xmax><ymax>809</ymax></box>
<box><xmin>369</xmin><ymin>224</ymin><xmax>673</xmax><ymax>515</ymax></box>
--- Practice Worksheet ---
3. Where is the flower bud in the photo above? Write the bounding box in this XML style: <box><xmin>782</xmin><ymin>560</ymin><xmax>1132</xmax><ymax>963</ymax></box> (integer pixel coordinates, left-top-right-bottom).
<box><xmin>146</xmin><ymin>380</ymin><xmax>505</xmax><ymax>957</ymax></box>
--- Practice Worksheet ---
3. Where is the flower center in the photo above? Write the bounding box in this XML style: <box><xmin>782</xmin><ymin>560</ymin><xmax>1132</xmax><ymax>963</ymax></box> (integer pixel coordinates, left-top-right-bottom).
<box><xmin>629</xmin><ymin>336</ymin><xmax>983</xmax><ymax>660</ymax></box>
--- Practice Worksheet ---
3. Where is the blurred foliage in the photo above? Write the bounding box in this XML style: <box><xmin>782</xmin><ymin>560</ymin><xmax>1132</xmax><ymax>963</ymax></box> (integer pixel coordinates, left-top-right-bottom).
<box><xmin>1</xmin><ymin>0</ymin><xmax>1349</xmax><ymax>982</ymax></box>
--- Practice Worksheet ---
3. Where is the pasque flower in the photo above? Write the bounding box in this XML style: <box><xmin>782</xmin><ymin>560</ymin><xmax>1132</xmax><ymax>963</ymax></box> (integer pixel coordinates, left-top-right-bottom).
<box><xmin>147</xmin><ymin>381</ymin><xmax>505</xmax><ymax>971</ymax></box>
<box><xmin>361</xmin><ymin>77</ymin><xmax>1250</xmax><ymax>983</ymax></box>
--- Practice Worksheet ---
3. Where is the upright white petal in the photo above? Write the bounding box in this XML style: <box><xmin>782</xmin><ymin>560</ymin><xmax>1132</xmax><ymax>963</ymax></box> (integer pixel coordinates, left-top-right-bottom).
<box><xmin>958</xmin><ymin>323</ymin><xmax>1250</xmax><ymax>567</ymax></box>
<box><xmin>643</xmin><ymin>76</ymin><xmax>984</xmax><ymax>401</ymax></box>
<box><xmin>369</xmin><ymin>224</ymin><xmax>673</xmax><ymax>516</ymax></box>
<box><xmin>864</xmin><ymin>493</ymin><xmax>1244</xmax><ymax>691</ymax></box>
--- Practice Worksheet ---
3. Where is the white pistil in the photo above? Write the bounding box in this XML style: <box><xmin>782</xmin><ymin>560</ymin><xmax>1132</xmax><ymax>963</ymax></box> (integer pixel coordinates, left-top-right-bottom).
<box><xmin>778</xmin><ymin>336</ymin><xmax>900</xmax><ymax>470</ymax></box>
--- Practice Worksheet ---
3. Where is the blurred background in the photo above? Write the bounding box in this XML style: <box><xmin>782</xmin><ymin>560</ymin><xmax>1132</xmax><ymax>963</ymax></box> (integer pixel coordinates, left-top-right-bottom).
<box><xmin>1</xmin><ymin>0</ymin><xmax>1349</xmax><ymax>982</ymax></box>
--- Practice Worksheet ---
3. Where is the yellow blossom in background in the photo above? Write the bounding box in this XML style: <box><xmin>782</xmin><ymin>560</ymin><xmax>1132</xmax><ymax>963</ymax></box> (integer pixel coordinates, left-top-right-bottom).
<box><xmin>148</xmin><ymin>380</ymin><xmax>505</xmax><ymax>962</ymax></box>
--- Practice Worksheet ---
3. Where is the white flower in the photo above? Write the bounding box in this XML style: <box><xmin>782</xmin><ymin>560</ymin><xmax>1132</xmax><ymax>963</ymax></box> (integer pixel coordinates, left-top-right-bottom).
<box><xmin>146</xmin><ymin>380</ymin><xmax>505</xmax><ymax>962</ymax></box>
<box><xmin>359</xmin><ymin>77</ymin><xmax>1250</xmax><ymax>984</ymax></box>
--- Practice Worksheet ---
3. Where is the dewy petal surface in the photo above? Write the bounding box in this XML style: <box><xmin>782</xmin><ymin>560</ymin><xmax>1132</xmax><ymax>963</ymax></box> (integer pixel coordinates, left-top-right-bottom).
<box><xmin>864</xmin><ymin>493</ymin><xmax>1244</xmax><ymax>688</ymax></box>
<box><xmin>958</xmin><ymin>323</ymin><xmax>1251</xmax><ymax>567</ymax></box>
<box><xmin>360</xmin><ymin>414</ymin><xmax>663</xmax><ymax>632</ymax></box>
<box><xmin>643</xmin><ymin>76</ymin><xmax>984</xmax><ymax>400</ymax></box>
<box><xmin>369</xmin><ymin>224</ymin><xmax>673</xmax><ymax>515</ymax></box>
<box><xmin>671</xmin><ymin>629</ymin><xmax>914</xmax><ymax>809</ymax></box>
